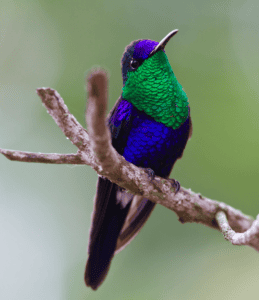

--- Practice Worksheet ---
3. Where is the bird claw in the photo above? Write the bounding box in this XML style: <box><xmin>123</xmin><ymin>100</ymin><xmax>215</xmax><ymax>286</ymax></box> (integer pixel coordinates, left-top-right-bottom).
<box><xmin>140</xmin><ymin>168</ymin><xmax>180</xmax><ymax>194</ymax></box>
<box><xmin>168</xmin><ymin>179</ymin><xmax>181</xmax><ymax>194</ymax></box>
<box><xmin>141</xmin><ymin>167</ymin><xmax>155</xmax><ymax>180</ymax></box>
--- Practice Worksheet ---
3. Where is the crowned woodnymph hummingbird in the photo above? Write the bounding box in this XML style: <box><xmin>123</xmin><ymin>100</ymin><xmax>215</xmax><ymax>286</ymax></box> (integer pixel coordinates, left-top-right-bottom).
<box><xmin>85</xmin><ymin>29</ymin><xmax>192</xmax><ymax>290</ymax></box>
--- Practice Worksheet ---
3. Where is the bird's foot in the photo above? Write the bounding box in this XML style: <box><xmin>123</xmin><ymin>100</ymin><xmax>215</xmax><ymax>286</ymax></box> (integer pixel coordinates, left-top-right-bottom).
<box><xmin>140</xmin><ymin>167</ymin><xmax>155</xmax><ymax>181</ymax></box>
<box><xmin>167</xmin><ymin>178</ymin><xmax>181</xmax><ymax>194</ymax></box>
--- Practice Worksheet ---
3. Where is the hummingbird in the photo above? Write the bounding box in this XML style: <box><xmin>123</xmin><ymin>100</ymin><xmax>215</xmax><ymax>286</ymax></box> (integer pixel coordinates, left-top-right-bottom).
<box><xmin>85</xmin><ymin>29</ymin><xmax>192</xmax><ymax>290</ymax></box>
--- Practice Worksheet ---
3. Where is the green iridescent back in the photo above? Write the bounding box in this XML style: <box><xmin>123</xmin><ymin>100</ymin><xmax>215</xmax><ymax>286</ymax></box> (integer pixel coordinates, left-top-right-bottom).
<box><xmin>122</xmin><ymin>51</ymin><xmax>189</xmax><ymax>129</ymax></box>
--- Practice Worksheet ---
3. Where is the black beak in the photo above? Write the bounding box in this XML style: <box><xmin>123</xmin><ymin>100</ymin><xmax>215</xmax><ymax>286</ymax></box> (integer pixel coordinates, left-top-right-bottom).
<box><xmin>148</xmin><ymin>29</ymin><xmax>178</xmax><ymax>57</ymax></box>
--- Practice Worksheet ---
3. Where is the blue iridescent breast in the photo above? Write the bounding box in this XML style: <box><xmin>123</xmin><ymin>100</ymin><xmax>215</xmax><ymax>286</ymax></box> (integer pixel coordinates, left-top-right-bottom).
<box><xmin>123</xmin><ymin>105</ymin><xmax>190</xmax><ymax>177</ymax></box>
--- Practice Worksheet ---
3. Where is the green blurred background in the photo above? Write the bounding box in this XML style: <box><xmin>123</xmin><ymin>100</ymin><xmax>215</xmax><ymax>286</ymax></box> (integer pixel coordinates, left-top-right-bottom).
<box><xmin>1</xmin><ymin>0</ymin><xmax>259</xmax><ymax>299</ymax></box>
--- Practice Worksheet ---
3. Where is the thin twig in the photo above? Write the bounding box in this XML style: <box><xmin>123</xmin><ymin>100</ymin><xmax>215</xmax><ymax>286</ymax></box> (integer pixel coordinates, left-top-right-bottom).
<box><xmin>86</xmin><ymin>68</ymin><xmax>119</xmax><ymax>171</ymax></box>
<box><xmin>216</xmin><ymin>211</ymin><xmax>259</xmax><ymax>250</ymax></box>
<box><xmin>0</xmin><ymin>149</ymin><xmax>85</xmax><ymax>164</ymax></box>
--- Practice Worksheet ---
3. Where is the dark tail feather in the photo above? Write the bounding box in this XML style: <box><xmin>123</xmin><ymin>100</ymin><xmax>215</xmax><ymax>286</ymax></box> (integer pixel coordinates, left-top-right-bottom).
<box><xmin>85</xmin><ymin>177</ymin><xmax>131</xmax><ymax>290</ymax></box>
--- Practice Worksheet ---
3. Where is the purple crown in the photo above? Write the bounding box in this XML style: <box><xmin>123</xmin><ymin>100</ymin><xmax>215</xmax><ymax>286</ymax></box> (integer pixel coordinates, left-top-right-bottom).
<box><xmin>133</xmin><ymin>40</ymin><xmax>159</xmax><ymax>60</ymax></box>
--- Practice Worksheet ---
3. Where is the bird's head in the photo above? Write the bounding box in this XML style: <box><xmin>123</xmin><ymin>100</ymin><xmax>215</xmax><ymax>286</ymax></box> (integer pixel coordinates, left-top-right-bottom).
<box><xmin>121</xmin><ymin>29</ymin><xmax>178</xmax><ymax>86</ymax></box>
<box><xmin>121</xmin><ymin>30</ymin><xmax>189</xmax><ymax>129</ymax></box>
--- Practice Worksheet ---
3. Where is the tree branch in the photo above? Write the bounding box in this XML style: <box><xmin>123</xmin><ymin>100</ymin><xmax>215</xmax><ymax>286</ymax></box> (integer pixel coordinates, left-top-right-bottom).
<box><xmin>1</xmin><ymin>68</ymin><xmax>259</xmax><ymax>251</ymax></box>
<box><xmin>0</xmin><ymin>150</ymin><xmax>86</xmax><ymax>164</ymax></box>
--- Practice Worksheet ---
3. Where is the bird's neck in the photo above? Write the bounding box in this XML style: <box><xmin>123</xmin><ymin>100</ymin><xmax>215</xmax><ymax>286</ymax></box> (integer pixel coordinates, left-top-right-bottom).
<box><xmin>122</xmin><ymin>51</ymin><xmax>189</xmax><ymax>129</ymax></box>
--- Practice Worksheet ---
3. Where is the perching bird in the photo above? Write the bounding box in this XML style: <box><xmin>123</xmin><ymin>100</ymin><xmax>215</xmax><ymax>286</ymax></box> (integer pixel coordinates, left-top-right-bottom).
<box><xmin>85</xmin><ymin>29</ymin><xmax>192</xmax><ymax>290</ymax></box>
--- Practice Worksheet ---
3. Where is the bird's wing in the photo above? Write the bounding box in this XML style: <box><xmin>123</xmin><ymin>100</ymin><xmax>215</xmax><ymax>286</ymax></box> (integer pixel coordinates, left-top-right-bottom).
<box><xmin>109</xmin><ymin>97</ymin><xmax>156</xmax><ymax>254</ymax></box>
<box><xmin>107</xmin><ymin>96</ymin><xmax>133</xmax><ymax>154</ymax></box>
<box><xmin>177</xmin><ymin>108</ymin><xmax>192</xmax><ymax>160</ymax></box>
<box><xmin>85</xmin><ymin>96</ymin><xmax>136</xmax><ymax>290</ymax></box>
<box><xmin>188</xmin><ymin>113</ymin><xmax>193</xmax><ymax>139</ymax></box>
<box><xmin>115</xmin><ymin>195</ymin><xmax>155</xmax><ymax>254</ymax></box>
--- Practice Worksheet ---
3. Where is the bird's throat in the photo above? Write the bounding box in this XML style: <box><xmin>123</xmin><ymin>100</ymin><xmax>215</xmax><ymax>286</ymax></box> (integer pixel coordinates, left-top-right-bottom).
<box><xmin>122</xmin><ymin>51</ymin><xmax>189</xmax><ymax>129</ymax></box>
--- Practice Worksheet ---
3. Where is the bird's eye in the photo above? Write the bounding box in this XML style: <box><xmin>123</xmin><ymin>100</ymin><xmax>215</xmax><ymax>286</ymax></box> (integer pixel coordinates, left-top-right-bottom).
<box><xmin>130</xmin><ymin>59</ymin><xmax>139</xmax><ymax>70</ymax></box>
